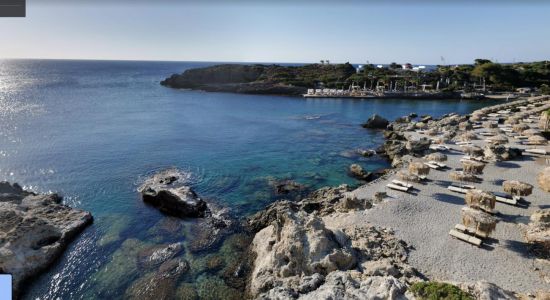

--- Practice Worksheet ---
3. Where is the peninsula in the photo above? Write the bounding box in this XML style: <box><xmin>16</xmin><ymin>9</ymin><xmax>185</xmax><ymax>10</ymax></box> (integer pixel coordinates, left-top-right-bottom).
<box><xmin>161</xmin><ymin>60</ymin><xmax>550</xmax><ymax>99</ymax></box>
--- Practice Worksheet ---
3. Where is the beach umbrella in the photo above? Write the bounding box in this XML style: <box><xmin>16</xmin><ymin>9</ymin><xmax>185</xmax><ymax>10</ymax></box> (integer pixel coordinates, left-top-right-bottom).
<box><xmin>449</xmin><ymin>171</ymin><xmax>480</xmax><ymax>183</ymax></box>
<box><xmin>524</xmin><ymin>210</ymin><xmax>550</xmax><ymax>250</ymax></box>
<box><xmin>470</xmin><ymin>114</ymin><xmax>484</xmax><ymax>122</ymax></box>
<box><xmin>462</xmin><ymin>160</ymin><xmax>485</xmax><ymax>174</ymax></box>
<box><xmin>465</xmin><ymin>189</ymin><xmax>496</xmax><ymax>212</ymax></box>
<box><xmin>538</xmin><ymin>167</ymin><xmax>550</xmax><ymax>193</ymax></box>
<box><xmin>505</xmin><ymin>117</ymin><xmax>520</xmax><ymax>125</ymax></box>
<box><xmin>488</xmin><ymin>135</ymin><xmax>509</xmax><ymax>145</ymax></box>
<box><xmin>425</xmin><ymin>152</ymin><xmax>447</xmax><ymax>162</ymax></box>
<box><xmin>461</xmin><ymin>145</ymin><xmax>484</xmax><ymax>156</ymax></box>
<box><xmin>522</xmin><ymin>129</ymin><xmax>542</xmax><ymax>137</ymax></box>
<box><xmin>539</xmin><ymin>111</ymin><xmax>550</xmax><ymax>131</ymax></box>
<box><xmin>461</xmin><ymin>207</ymin><xmax>498</xmax><ymax>237</ymax></box>
<box><xmin>513</xmin><ymin>123</ymin><xmax>530</xmax><ymax>133</ymax></box>
<box><xmin>408</xmin><ymin>162</ymin><xmax>430</xmax><ymax>176</ymax></box>
<box><xmin>425</xmin><ymin>128</ymin><xmax>440</xmax><ymax>136</ymax></box>
<box><xmin>503</xmin><ymin>180</ymin><xmax>533</xmax><ymax>197</ymax></box>
<box><xmin>415</xmin><ymin>122</ymin><xmax>427</xmax><ymax>129</ymax></box>
<box><xmin>458</xmin><ymin>131</ymin><xmax>478</xmax><ymax>142</ymax></box>
<box><xmin>459</xmin><ymin>122</ymin><xmax>473</xmax><ymax>131</ymax></box>
<box><xmin>396</xmin><ymin>170</ymin><xmax>422</xmax><ymax>183</ymax></box>
<box><xmin>528</xmin><ymin>135</ymin><xmax>547</xmax><ymax>145</ymax></box>
<box><xmin>483</xmin><ymin>121</ymin><xmax>498</xmax><ymax>129</ymax></box>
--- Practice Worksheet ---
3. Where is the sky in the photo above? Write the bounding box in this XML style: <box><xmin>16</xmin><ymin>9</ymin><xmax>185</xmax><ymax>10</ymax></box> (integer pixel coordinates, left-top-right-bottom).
<box><xmin>0</xmin><ymin>0</ymin><xmax>549</xmax><ymax>64</ymax></box>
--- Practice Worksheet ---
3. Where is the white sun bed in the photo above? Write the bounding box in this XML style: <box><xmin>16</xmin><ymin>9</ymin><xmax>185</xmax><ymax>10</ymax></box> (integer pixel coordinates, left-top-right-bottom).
<box><xmin>447</xmin><ymin>184</ymin><xmax>475</xmax><ymax>194</ymax></box>
<box><xmin>455</xmin><ymin>141</ymin><xmax>473</xmax><ymax>146</ymax></box>
<box><xmin>449</xmin><ymin>229</ymin><xmax>482</xmax><ymax>246</ymax></box>
<box><xmin>493</xmin><ymin>192</ymin><xmax>519</xmax><ymax>206</ymax></box>
<box><xmin>462</xmin><ymin>155</ymin><xmax>487</xmax><ymax>163</ymax></box>
<box><xmin>392</xmin><ymin>180</ymin><xmax>413</xmax><ymax>189</ymax></box>
<box><xmin>524</xmin><ymin>148</ymin><xmax>548</xmax><ymax>155</ymax></box>
<box><xmin>455</xmin><ymin>224</ymin><xmax>489</xmax><ymax>238</ymax></box>
<box><xmin>423</xmin><ymin>162</ymin><xmax>441</xmax><ymax>169</ymax></box>
<box><xmin>386</xmin><ymin>183</ymin><xmax>410</xmax><ymax>192</ymax></box>
<box><xmin>429</xmin><ymin>145</ymin><xmax>450</xmax><ymax>151</ymax></box>
<box><xmin>428</xmin><ymin>161</ymin><xmax>447</xmax><ymax>168</ymax></box>
<box><xmin>479</xmin><ymin>132</ymin><xmax>495</xmax><ymax>136</ymax></box>
<box><xmin>473</xmin><ymin>125</ymin><xmax>483</xmax><ymax>129</ymax></box>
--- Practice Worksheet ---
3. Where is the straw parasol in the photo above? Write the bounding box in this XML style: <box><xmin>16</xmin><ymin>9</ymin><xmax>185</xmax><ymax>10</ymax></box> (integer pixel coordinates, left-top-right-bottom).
<box><xmin>488</xmin><ymin>134</ymin><xmax>509</xmax><ymax>145</ymax></box>
<box><xmin>449</xmin><ymin>171</ymin><xmax>480</xmax><ymax>183</ymax></box>
<box><xmin>425</xmin><ymin>152</ymin><xmax>447</xmax><ymax>162</ymax></box>
<box><xmin>458</xmin><ymin>131</ymin><xmax>478</xmax><ymax>142</ymax></box>
<box><xmin>522</xmin><ymin>129</ymin><xmax>542</xmax><ymax>137</ymax></box>
<box><xmin>465</xmin><ymin>189</ymin><xmax>496</xmax><ymax>212</ymax></box>
<box><xmin>462</xmin><ymin>160</ymin><xmax>486</xmax><ymax>174</ymax></box>
<box><xmin>470</xmin><ymin>114</ymin><xmax>484</xmax><ymax>122</ymax></box>
<box><xmin>415</xmin><ymin>122</ymin><xmax>427</xmax><ymax>129</ymax></box>
<box><xmin>408</xmin><ymin>162</ymin><xmax>430</xmax><ymax>176</ymax></box>
<box><xmin>461</xmin><ymin>145</ymin><xmax>484</xmax><ymax>156</ymax></box>
<box><xmin>513</xmin><ymin>123</ymin><xmax>530</xmax><ymax>133</ymax></box>
<box><xmin>461</xmin><ymin>207</ymin><xmax>498</xmax><ymax>237</ymax></box>
<box><xmin>504</xmin><ymin>117</ymin><xmax>520</xmax><ymax>125</ymax></box>
<box><xmin>425</xmin><ymin>128</ymin><xmax>440</xmax><ymax>136</ymax></box>
<box><xmin>459</xmin><ymin>122</ymin><xmax>473</xmax><ymax>131</ymax></box>
<box><xmin>396</xmin><ymin>170</ymin><xmax>422</xmax><ymax>183</ymax></box>
<box><xmin>502</xmin><ymin>180</ymin><xmax>533</xmax><ymax>197</ymax></box>
<box><xmin>538</xmin><ymin>167</ymin><xmax>550</xmax><ymax>192</ymax></box>
<box><xmin>483</xmin><ymin>121</ymin><xmax>498</xmax><ymax>129</ymax></box>
<box><xmin>528</xmin><ymin>135</ymin><xmax>547</xmax><ymax>145</ymax></box>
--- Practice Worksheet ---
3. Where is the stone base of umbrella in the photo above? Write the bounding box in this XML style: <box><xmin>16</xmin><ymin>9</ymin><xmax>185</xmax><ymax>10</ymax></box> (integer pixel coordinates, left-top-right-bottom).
<box><xmin>462</xmin><ymin>160</ymin><xmax>486</xmax><ymax>175</ymax></box>
<box><xmin>449</xmin><ymin>171</ymin><xmax>481</xmax><ymax>183</ymax></box>
<box><xmin>408</xmin><ymin>162</ymin><xmax>430</xmax><ymax>176</ymax></box>
<box><xmin>538</xmin><ymin>167</ymin><xmax>550</xmax><ymax>192</ymax></box>
<box><xmin>465</xmin><ymin>189</ymin><xmax>496</xmax><ymax>213</ymax></box>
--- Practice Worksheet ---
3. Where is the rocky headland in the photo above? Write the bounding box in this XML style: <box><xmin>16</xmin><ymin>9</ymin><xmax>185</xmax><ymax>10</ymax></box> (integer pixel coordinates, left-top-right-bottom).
<box><xmin>161</xmin><ymin>63</ymin><xmax>356</xmax><ymax>96</ymax></box>
<box><xmin>0</xmin><ymin>182</ymin><xmax>93</xmax><ymax>298</ymax></box>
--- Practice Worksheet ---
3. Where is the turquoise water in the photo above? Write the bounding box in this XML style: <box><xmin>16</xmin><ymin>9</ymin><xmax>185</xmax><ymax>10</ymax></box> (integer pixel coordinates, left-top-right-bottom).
<box><xmin>0</xmin><ymin>59</ymin><xmax>499</xmax><ymax>298</ymax></box>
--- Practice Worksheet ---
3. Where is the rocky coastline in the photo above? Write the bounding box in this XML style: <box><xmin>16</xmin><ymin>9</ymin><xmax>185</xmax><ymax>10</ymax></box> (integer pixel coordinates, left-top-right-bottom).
<box><xmin>0</xmin><ymin>182</ymin><xmax>93</xmax><ymax>298</ymax></box>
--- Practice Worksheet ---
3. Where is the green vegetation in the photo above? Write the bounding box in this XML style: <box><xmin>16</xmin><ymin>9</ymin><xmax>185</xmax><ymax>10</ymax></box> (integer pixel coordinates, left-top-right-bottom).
<box><xmin>410</xmin><ymin>282</ymin><xmax>474</xmax><ymax>300</ymax></box>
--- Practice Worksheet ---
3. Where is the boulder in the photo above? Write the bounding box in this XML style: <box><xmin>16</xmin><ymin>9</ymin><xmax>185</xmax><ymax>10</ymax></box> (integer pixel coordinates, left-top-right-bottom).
<box><xmin>124</xmin><ymin>258</ymin><xmax>189</xmax><ymax>300</ymax></box>
<box><xmin>0</xmin><ymin>182</ymin><xmax>93</xmax><ymax>298</ymax></box>
<box><xmin>362</xmin><ymin>114</ymin><xmax>389</xmax><ymax>129</ymax></box>
<box><xmin>348</xmin><ymin>164</ymin><xmax>373</xmax><ymax>181</ymax></box>
<box><xmin>405</xmin><ymin>138</ymin><xmax>431</xmax><ymax>156</ymax></box>
<box><xmin>457</xmin><ymin>281</ymin><xmax>518</xmax><ymax>300</ymax></box>
<box><xmin>138</xmin><ymin>169</ymin><xmax>207</xmax><ymax>218</ymax></box>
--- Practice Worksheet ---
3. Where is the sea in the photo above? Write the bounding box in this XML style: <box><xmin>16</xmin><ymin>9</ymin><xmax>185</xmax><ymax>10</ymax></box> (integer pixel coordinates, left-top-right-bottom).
<box><xmin>0</xmin><ymin>59</ymin><xmax>500</xmax><ymax>299</ymax></box>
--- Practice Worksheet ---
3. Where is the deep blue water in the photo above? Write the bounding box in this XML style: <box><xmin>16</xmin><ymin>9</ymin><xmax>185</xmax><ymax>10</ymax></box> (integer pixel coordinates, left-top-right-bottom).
<box><xmin>0</xmin><ymin>59</ymin><xmax>499</xmax><ymax>299</ymax></box>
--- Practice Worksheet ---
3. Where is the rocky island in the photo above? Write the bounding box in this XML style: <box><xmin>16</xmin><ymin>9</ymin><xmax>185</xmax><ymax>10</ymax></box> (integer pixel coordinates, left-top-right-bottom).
<box><xmin>0</xmin><ymin>182</ymin><xmax>93</xmax><ymax>298</ymax></box>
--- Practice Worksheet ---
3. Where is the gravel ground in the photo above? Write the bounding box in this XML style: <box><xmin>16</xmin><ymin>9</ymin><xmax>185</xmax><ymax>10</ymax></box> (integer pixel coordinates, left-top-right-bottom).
<box><xmin>323</xmin><ymin>109</ymin><xmax>550</xmax><ymax>294</ymax></box>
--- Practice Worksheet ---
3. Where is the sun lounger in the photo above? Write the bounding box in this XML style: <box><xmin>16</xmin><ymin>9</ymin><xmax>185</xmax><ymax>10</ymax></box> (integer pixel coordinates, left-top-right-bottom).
<box><xmin>462</xmin><ymin>155</ymin><xmax>487</xmax><ymax>163</ymax></box>
<box><xmin>429</xmin><ymin>145</ymin><xmax>450</xmax><ymax>151</ymax></box>
<box><xmin>429</xmin><ymin>161</ymin><xmax>446</xmax><ymax>168</ymax></box>
<box><xmin>449</xmin><ymin>229</ymin><xmax>482</xmax><ymax>246</ymax></box>
<box><xmin>392</xmin><ymin>180</ymin><xmax>412</xmax><ymax>189</ymax></box>
<box><xmin>472</xmin><ymin>125</ymin><xmax>483</xmax><ymax>129</ymax></box>
<box><xmin>479</xmin><ymin>132</ymin><xmax>495</xmax><ymax>136</ymax></box>
<box><xmin>493</xmin><ymin>192</ymin><xmax>518</xmax><ymax>205</ymax></box>
<box><xmin>524</xmin><ymin>148</ymin><xmax>547</xmax><ymax>155</ymax></box>
<box><xmin>515</xmin><ymin>135</ymin><xmax>528</xmax><ymax>139</ymax></box>
<box><xmin>455</xmin><ymin>141</ymin><xmax>473</xmax><ymax>146</ymax></box>
<box><xmin>455</xmin><ymin>224</ymin><xmax>489</xmax><ymax>238</ymax></box>
<box><xmin>423</xmin><ymin>162</ymin><xmax>441</xmax><ymax>170</ymax></box>
<box><xmin>447</xmin><ymin>184</ymin><xmax>475</xmax><ymax>194</ymax></box>
<box><xmin>386</xmin><ymin>183</ymin><xmax>410</xmax><ymax>192</ymax></box>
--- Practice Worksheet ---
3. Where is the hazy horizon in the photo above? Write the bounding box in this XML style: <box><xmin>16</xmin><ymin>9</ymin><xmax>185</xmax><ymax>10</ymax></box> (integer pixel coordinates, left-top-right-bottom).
<box><xmin>1</xmin><ymin>1</ymin><xmax>550</xmax><ymax>64</ymax></box>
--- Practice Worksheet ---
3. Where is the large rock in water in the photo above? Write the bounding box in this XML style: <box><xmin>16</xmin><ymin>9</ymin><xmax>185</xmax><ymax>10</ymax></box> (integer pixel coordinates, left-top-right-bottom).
<box><xmin>0</xmin><ymin>182</ymin><xmax>93</xmax><ymax>298</ymax></box>
<box><xmin>138</xmin><ymin>169</ymin><xmax>207</xmax><ymax>218</ymax></box>
<box><xmin>362</xmin><ymin>114</ymin><xmax>389</xmax><ymax>129</ymax></box>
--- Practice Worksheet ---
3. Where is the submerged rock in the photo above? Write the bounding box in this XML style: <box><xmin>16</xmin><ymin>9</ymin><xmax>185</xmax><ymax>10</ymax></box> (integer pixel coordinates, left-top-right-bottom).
<box><xmin>138</xmin><ymin>169</ymin><xmax>207</xmax><ymax>218</ymax></box>
<box><xmin>125</xmin><ymin>258</ymin><xmax>190</xmax><ymax>300</ymax></box>
<box><xmin>0</xmin><ymin>182</ymin><xmax>93</xmax><ymax>298</ymax></box>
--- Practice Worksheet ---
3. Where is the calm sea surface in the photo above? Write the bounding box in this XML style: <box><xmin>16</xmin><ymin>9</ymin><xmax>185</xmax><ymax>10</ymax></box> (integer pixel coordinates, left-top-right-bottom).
<box><xmin>0</xmin><ymin>59</ymin><xmax>499</xmax><ymax>299</ymax></box>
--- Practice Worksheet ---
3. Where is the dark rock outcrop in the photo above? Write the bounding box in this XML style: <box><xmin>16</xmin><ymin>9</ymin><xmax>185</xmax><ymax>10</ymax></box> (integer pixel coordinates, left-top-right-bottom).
<box><xmin>0</xmin><ymin>182</ymin><xmax>93</xmax><ymax>298</ymax></box>
<box><xmin>348</xmin><ymin>164</ymin><xmax>373</xmax><ymax>181</ymax></box>
<box><xmin>362</xmin><ymin>114</ymin><xmax>389</xmax><ymax>129</ymax></box>
<box><xmin>138</xmin><ymin>169</ymin><xmax>208</xmax><ymax>218</ymax></box>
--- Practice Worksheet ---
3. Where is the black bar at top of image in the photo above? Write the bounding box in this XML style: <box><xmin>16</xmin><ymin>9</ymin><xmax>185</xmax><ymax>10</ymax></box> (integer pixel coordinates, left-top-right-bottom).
<box><xmin>0</xmin><ymin>0</ymin><xmax>25</xmax><ymax>17</ymax></box>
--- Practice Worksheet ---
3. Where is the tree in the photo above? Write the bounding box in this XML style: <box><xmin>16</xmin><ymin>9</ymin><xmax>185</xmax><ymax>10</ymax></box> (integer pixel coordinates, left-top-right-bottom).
<box><xmin>474</xmin><ymin>59</ymin><xmax>492</xmax><ymax>66</ymax></box>
<box><xmin>389</xmin><ymin>62</ymin><xmax>401</xmax><ymax>70</ymax></box>
<box><xmin>541</xmin><ymin>84</ymin><xmax>550</xmax><ymax>95</ymax></box>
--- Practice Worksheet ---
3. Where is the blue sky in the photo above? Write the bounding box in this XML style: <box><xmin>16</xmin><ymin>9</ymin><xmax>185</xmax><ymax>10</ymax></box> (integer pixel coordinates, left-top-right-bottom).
<box><xmin>1</xmin><ymin>1</ymin><xmax>549</xmax><ymax>64</ymax></box>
